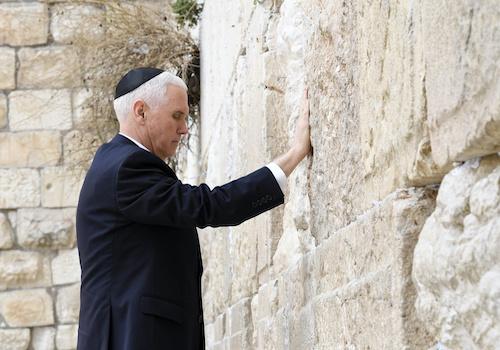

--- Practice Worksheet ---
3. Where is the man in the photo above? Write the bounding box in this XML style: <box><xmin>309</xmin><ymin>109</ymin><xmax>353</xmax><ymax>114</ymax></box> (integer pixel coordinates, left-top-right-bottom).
<box><xmin>76</xmin><ymin>67</ymin><xmax>311</xmax><ymax>350</ymax></box>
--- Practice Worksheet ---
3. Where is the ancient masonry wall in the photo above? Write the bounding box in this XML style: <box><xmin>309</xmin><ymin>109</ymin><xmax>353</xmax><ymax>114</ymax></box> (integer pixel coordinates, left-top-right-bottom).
<box><xmin>0</xmin><ymin>1</ymin><xmax>168</xmax><ymax>349</ymax></box>
<box><xmin>198</xmin><ymin>0</ymin><xmax>499</xmax><ymax>349</ymax></box>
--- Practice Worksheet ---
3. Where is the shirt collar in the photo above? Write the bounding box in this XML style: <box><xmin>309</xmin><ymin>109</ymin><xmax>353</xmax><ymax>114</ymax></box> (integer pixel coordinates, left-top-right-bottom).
<box><xmin>118</xmin><ymin>132</ymin><xmax>150</xmax><ymax>152</ymax></box>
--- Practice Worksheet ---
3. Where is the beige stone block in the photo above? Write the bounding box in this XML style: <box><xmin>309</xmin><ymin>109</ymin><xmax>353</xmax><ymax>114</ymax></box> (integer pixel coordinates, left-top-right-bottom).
<box><xmin>17</xmin><ymin>46</ymin><xmax>81</xmax><ymax>89</ymax></box>
<box><xmin>424</xmin><ymin>0</ymin><xmax>500</xmax><ymax>165</ymax></box>
<box><xmin>51</xmin><ymin>4</ymin><xmax>105</xmax><ymax>44</ymax></box>
<box><xmin>0</xmin><ymin>213</ymin><xmax>14</xmax><ymax>249</ymax></box>
<box><xmin>227</xmin><ymin>298</ymin><xmax>251</xmax><ymax>336</ymax></box>
<box><xmin>0</xmin><ymin>329</ymin><xmax>30</xmax><ymax>350</ymax></box>
<box><xmin>31</xmin><ymin>327</ymin><xmax>55</xmax><ymax>350</ymax></box>
<box><xmin>0</xmin><ymin>3</ymin><xmax>48</xmax><ymax>46</ymax></box>
<box><xmin>0</xmin><ymin>47</ymin><xmax>15</xmax><ymax>90</ymax></box>
<box><xmin>16</xmin><ymin>208</ymin><xmax>76</xmax><ymax>249</ymax></box>
<box><xmin>0</xmin><ymin>251</ymin><xmax>51</xmax><ymax>290</ymax></box>
<box><xmin>0</xmin><ymin>94</ymin><xmax>7</xmax><ymax>129</ymax></box>
<box><xmin>52</xmin><ymin>249</ymin><xmax>81</xmax><ymax>285</ymax></box>
<box><xmin>9</xmin><ymin>90</ymin><xmax>72</xmax><ymax>130</ymax></box>
<box><xmin>72</xmin><ymin>88</ymin><xmax>94</xmax><ymax>129</ymax></box>
<box><xmin>55</xmin><ymin>324</ymin><xmax>78</xmax><ymax>350</ymax></box>
<box><xmin>0</xmin><ymin>289</ymin><xmax>54</xmax><ymax>327</ymax></box>
<box><xmin>63</xmin><ymin>130</ymin><xmax>100</xmax><ymax>168</ymax></box>
<box><xmin>41</xmin><ymin>166</ymin><xmax>86</xmax><ymax>207</ymax></box>
<box><xmin>0</xmin><ymin>168</ymin><xmax>40</xmax><ymax>209</ymax></box>
<box><xmin>56</xmin><ymin>283</ymin><xmax>80</xmax><ymax>323</ymax></box>
<box><xmin>0</xmin><ymin>131</ymin><xmax>62</xmax><ymax>167</ymax></box>
<box><xmin>413</xmin><ymin>155</ymin><xmax>500</xmax><ymax>349</ymax></box>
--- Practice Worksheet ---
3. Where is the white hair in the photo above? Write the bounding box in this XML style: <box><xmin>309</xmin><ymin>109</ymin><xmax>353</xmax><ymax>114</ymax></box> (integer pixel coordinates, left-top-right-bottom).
<box><xmin>113</xmin><ymin>71</ymin><xmax>188</xmax><ymax>122</ymax></box>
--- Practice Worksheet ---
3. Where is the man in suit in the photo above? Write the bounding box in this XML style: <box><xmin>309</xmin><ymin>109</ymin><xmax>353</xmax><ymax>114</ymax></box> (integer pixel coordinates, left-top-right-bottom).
<box><xmin>76</xmin><ymin>67</ymin><xmax>311</xmax><ymax>349</ymax></box>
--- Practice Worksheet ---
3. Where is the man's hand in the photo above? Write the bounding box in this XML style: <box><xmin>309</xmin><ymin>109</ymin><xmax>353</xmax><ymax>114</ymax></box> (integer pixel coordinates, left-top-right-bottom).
<box><xmin>273</xmin><ymin>88</ymin><xmax>312</xmax><ymax>177</ymax></box>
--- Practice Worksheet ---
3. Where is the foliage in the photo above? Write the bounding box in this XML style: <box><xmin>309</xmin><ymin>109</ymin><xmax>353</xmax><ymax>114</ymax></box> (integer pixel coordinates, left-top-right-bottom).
<box><xmin>172</xmin><ymin>0</ymin><xmax>203</xmax><ymax>27</ymax></box>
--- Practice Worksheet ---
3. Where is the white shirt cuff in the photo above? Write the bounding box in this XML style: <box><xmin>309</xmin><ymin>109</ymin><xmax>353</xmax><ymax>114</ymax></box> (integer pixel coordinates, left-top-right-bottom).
<box><xmin>266</xmin><ymin>162</ymin><xmax>287</xmax><ymax>195</ymax></box>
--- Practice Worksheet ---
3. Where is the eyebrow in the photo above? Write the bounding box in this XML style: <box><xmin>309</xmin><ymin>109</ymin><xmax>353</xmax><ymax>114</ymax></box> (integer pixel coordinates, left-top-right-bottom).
<box><xmin>173</xmin><ymin>111</ymin><xmax>188</xmax><ymax>116</ymax></box>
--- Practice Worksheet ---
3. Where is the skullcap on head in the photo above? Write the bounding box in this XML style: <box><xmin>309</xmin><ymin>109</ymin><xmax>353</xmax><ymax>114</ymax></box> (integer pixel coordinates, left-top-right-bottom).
<box><xmin>114</xmin><ymin>67</ymin><xmax>164</xmax><ymax>99</ymax></box>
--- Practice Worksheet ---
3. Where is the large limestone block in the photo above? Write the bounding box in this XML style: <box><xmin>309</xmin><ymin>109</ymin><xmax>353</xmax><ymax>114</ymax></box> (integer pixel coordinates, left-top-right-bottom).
<box><xmin>0</xmin><ymin>131</ymin><xmax>62</xmax><ymax>167</ymax></box>
<box><xmin>31</xmin><ymin>327</ymin><xmax>56</xmax><ymax>350</ymax></box>
<box><xmin>52</xmin><ymin>249</ymin><xmax>81</xmax><ymax>285</ymax></box>
<box><xmin>8</xmin><ymin>90</ymin><xmax>72</xmax><ymax>131</ymax></box>
<box><xmin>51</xmin><ymin>4</ymin><xmax>105</xmax><ymax>44</ymax></box>
<box><xmin>17</xmin><ymin>46</ymin><xmax>81</xmax><ymax>89</ymax></box>
<box><xmin>0</xmin><ymin>169</ymin><xmax>40</xmax><ymax>209</ymax></box>
<box><xmin>56</xmin><ymin>283</ymin><xmax>80</xmax><ymax>323</ymax></box>
<box><xmin>423</xmin><ymin>0</ymin><xmax>500</xmax><ymax>165</ymax></box>
<box><xmin>63</xmin><ymin>130</ymin><xmax>100</xmax><ymax>168</ymax></box>
<box><xmin>0</xmin><ymin>289</ymin><xmax>54</xmax><ymax>327</ymax></box>
<box><xmin>0</xmin><ymin>213</ymin><xmax>14</xmax><ymax>249</ymax></box>
<box><xmin>0</xmin><ymin>47</ymin><xmax>15</xmax><ymax>90</ymax></box>
<box><xmin>0</xmin><ymin>250</ymin><xmax>51</xmax><ymax>290</ymax></box>
<box><xmin>0</xmin><ymin>3</ymin><xmax>48</xmax><ymax>46</ymax></box>
<box><xmin>16</xmin><ymin>208</ymin><xmax>76</xmax><ymax>249</ymax></box>
<box><xmin>41</xmin><ymin>166</ymin><xmax>86</xmax><ymax>207</ymax></box>
<box><xmin>0</xmin><ymin>94</ymin><xmax>6</xmax><ymax>129</ymax></box>
<box><xmin>55</xmin><ymin>324</ymin><xmax>78</xmax><ymax>350</ymax></box>
<box><xmin>0</xmin><ymin>329</ymin><xmax>30</xmax><ymax>350</ymax></box>
<box><xmin>413</xmin><ymin>155</ymin><xmax>500</xmax><ymax>349</ymax></box>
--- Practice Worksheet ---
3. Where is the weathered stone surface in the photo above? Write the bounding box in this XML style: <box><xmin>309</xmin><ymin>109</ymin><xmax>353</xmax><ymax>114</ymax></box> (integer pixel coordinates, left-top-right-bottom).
<box><xmin>8</xmin><ymin>90</ymin><xmax>72</xmax><ymax>131</ymax></box>
<box><xmin>0</xmin><ymin>131</ymin><xmax>62</xmax><ymax>167</ymax></box>
<box><xmin>52</xmin><ymin>249</ymin><xmax>81</xmax><ymax>285</ymax></box>
<box><xmin>413</xmin><ymin>155</ymin><xmax>500</xmax><ymax>349</ymax></box>
<box><xmin>0</xmin><ymin>94</ymin><xmax>6</xmax><ymax>129</ymax></box>
<box><xmin>63</xmin><ymin>130</ymin><xmax>100</xmax><ymax>168</ymax></box>
<box><xmin>17</xmin><ymin>47</ymin><xmax>81</xmax><ymax>89</ymax></box>
<box><xmin>51</xmin><ymin>4</ymin><xmax>105</xmax><ymax>44</ymax></box>
<box><xmin>0</xmin><ymin>289</ymin><xmax>54</xmax><ymax>327</ymax></box>
<box><xmin>55</xmin><ymin>324</ymin><xmax>78</xmax><ymax>350</ymax></box>
<box><xmin>0</xmin><ymin>329</ymin><xmax>30</xmax><ymax>350</ymax></box>
<box><xmin>16</xmin><ymin>208</ymin><xmax>76</xmax><ymax>249</ymax></box>
<box><xmin>0</xmin><ymin>169</ymin><xmax>40</xmax><ymax>209</ymax></box>
<box><xmin>0</xmin><ymin>251</ymin><xmax>51</xmax><ymax>290</ymax></box>
<box><xmin>31</xmin><ymin>327</ymin><xmax>56</xmax><ymax>350</ymax></box>
<box><xmin>56</xmin><ymin>283</ymin><xmax>80</xmax><ymax>323</ymax></box>
<box><xmin>0</xmin><ymin>3</ymin><xmax>48</xmax><ymax>46</ymax></box>
<box><xmin>72</xmin><ymin>88</ymin><xmax>94</xmax><ymax>129</ymax></box>
<box><xmin>0</xmin><ymin>213</ymin><xmax>14</xmax><ymax>249</ymax></box>
<box><xmin>0</xmin><ymin>47</ymin><xmax>15</xmax><ymax>90</ymax></box>
<box><xmin>41</xmin><ymin>166</ymin><xmax>86</xmax><ymax>207</ymax></box>
<box><xmin>424</xmin><ymin>0</ymin><xmax>500</xmax><ymax>166</ymax></box>
<box><xmin>0</xmin><ymin>94</ymin><xmax>7</xmax><ymax>130</ymax></box>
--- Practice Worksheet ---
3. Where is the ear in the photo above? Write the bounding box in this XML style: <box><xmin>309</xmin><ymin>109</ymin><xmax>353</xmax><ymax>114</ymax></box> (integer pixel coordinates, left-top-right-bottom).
<box><xmin>132</xmin><ymin>100</ymin><xmax>146</xmax><ymax>122</ymax></box>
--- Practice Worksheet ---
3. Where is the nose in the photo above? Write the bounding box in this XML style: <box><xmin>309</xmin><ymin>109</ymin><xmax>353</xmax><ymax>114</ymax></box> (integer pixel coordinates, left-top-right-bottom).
<box><xmin>178</xmin><ymin>118</ymin><xmax>189</xmax><ymax>136</ymax></box>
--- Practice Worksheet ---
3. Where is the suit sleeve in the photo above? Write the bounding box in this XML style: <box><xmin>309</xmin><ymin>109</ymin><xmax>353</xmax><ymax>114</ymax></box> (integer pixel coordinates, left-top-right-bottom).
<box><xmin>115</xmin><ymin>151</ymin><xmax>284</xmax><ymax>228</ymax></box>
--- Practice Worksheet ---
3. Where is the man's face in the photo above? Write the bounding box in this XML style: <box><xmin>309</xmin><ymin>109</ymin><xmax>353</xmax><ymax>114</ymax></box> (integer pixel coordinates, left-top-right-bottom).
<box><xmin>144</xmin><ymin>85</ymin><xmax>189</xmax><ymax>159</ymax></box>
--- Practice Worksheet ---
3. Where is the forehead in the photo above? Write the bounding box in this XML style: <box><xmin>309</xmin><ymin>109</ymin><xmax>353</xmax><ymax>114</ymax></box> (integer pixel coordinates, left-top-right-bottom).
<box><xmin>164</xmin><ymin>84</ymin><xmax>188</xmax><ymax>109</ymax></box>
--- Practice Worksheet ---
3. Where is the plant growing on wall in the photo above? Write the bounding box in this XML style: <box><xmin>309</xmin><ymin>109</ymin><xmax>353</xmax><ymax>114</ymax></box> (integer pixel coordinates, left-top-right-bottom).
<box><xmin>172</xmin><ymin>0</ymin><xmax>203</xmax><ymax>27</ymax></box>
<box><xmin>73</xmin><ymin>0</ymin><xmax>200</xmax><ymax>172</ymax></box>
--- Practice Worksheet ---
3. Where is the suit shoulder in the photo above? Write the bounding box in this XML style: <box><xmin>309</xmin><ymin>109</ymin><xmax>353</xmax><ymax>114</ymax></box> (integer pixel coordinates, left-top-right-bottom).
<box><xmin>118</xmin><ymin>150</ymin><xmax>177</xmax><ymax>179</ymax></box>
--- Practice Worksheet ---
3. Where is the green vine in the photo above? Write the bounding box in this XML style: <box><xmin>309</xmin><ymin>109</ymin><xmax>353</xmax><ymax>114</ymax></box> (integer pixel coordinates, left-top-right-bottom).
<box><xmin>172</xmin><ymin>0</ymin><xmax>203</xmax><ymax>27</ymax></box>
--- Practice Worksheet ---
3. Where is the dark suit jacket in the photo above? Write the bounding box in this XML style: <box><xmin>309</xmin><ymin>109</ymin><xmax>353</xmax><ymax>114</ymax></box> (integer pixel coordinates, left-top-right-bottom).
<box><xmin>76</xmin><ymin>133</ymin><xmax>284</xmax><ymax>350</ymax></box>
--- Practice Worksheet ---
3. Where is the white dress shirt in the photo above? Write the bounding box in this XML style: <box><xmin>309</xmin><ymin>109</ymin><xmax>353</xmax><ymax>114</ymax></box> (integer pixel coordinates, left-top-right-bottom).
<box><xmin>118</xmin><ymin>132</ymin><xmax>287</xmax><ymax>194</ymax></box>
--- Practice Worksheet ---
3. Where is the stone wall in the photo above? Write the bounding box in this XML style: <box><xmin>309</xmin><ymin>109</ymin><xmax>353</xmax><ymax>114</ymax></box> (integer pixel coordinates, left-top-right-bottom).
<box><xmin>0</xmin><ymin>1</ymin><xmax>168</xmax><ymax>349</ymax></box>
<box><xmin>198</xmin><ymin>0</ymin><xmax>499</xmax><ymax>349</ymax></box>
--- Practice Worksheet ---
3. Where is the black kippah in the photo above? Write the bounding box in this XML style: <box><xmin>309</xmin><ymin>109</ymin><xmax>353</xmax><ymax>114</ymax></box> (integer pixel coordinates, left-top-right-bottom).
<box><xmin>114</xmin><ymin>67</ymin><xmax>165</xmax><ymax>99</ymax></box>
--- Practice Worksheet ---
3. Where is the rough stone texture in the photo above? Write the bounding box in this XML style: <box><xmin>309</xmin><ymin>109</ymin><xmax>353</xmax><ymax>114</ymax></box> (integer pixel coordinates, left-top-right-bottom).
<box><xmin>16</xmin><ymin>208</ymin><xmax>76</xmax><ymax>250</ymax></box>
<box><xmin>0</xmin><ymin>94</ymin><xmax>6</xmax><ymax>130</ymax></box>
<box><xmin>8</xmin><ymin>90</ymin><xmax>72</xmax><ymax>131</ymax></box>
<box><xmin>17</xmin><ymin>47</ymin><xmax>81</xmax><ymax>89</ymax></box>
<box><xmin>0</xmin><ymin>251</ymin><xmax>51</xmax><ymax>290</ymax></box>
<box><xmin>0</xmin><ymin>213</ymin><xmax>14</xmax><ymax>249</ymax></box>
<box><xmin>31</xmin><ymin>327</ymin><xmax>56</xmax><ymax>350</ymax></box>
<box><xmin>72</xmin><ymin>88</ymin><xmax>94</xmax><ymax>129</ymax></box>
<box><xmin>0</xmin><ymin>132</ymin><xmax>62</xmax><ymax>167</ymax></box>
<box><xmin>0</xmin><ymin>47</ymin><xmax>15</xmax><ymax>90</ymax></box>
<box><xmin>424</xmin><ymin>0</ymin><xmax>500</xmax><ymax>166</ymax></box>
<box><xmin>56</xmin><ymin>283</ymin><xmax>80</xmax><ymax>323</ymax></box>
<box><xmin>413</xmin><ymin>155</ymin><xmax>500</xmax><ymax>349</ymax></box>
<box><xmin>41</xmin><ymin>167</ymin><xmax>86</xmax><ymax>208</ymax></box>
<box><xmin>0</xmin><ymin>329</ymin><xmax>30</xmax><ymax>350</ymax></box>
<box><xmin>0</xmin><ymin>169</ymin><xmax>40</xmax><ymax>209</ymax></box>
<box><xmin>62</xmin><ymin>130</ymin><xmax>100</xmax><ymax>168</ymax></box>
<box><xmin>51</xmin><ymin>4</ymin><xmax>105</xmax><ymax>44</ymax></box>
<box><xmin>55</xmin><ymin>324</ymin><xmax>77</xmax><ymax>350</ymax></box>
<box><xmin>0</xmin><ymin>3</ymin><xmax>48</xmax><ymax>46</ymax></box>
<box><xmin>51</xmin><ymin>249</ymin><xmax>81</xmax><ymax>286</ymax></box>
<box><xmin>0</xmin><ymin>289</ymin><xmax>54</xmax><ymax>327</ymax></box>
